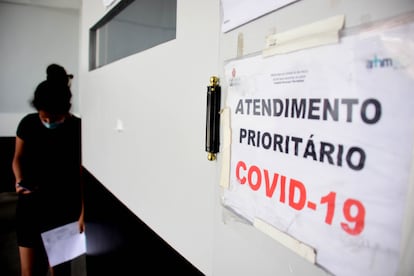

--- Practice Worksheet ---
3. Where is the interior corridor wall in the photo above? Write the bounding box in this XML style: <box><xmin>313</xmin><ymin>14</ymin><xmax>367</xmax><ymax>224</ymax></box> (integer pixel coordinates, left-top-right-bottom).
<box><xmin>0</xmin><ymin>3</ymin><xmax>79</xmax><ymax>136</ymax></box>
<box><xmin>79</xmin><ymin>0</ymin><xmax>414</xmax><ymax>275</ymax></box>
<box><xmin>214</xmin><ymin>1</ymin><xmax>414</xmax><ymax>275</ymax></box>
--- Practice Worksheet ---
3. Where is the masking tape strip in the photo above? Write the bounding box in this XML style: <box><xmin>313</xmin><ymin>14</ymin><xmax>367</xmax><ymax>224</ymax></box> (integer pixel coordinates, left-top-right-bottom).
<box><xmin>220</xmin><ymin>107</ymin><xmax>231</xmax><ymax>189</ymax></box>
<box><xmin>237</xmin><ymin>32</ymin><xmax>244</xmax><ymax>58</ymax></box>
<box><xmin>254</xmin><ymin>218</ymin><xmax>316</xmax><ymax>264</ymax></box>
<box><xmin>263</xmin><ymin>14</ymin><xmax>345</xmax><ymax>57</ymax></box>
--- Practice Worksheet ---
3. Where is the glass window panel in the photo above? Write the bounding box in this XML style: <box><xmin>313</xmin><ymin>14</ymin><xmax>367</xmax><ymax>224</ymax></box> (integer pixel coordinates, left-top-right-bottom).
<box><xmin>90</xmin><ymin>0</ymin><xmax>177</xmax><ymax>70</ymax></box>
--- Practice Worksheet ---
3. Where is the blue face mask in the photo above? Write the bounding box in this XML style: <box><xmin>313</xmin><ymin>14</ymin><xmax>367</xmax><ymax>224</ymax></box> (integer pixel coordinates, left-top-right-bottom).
<box><xmin>42</xmin><ymin>121</ymin><xmax>63</xmax><ymax>129</ymax></box>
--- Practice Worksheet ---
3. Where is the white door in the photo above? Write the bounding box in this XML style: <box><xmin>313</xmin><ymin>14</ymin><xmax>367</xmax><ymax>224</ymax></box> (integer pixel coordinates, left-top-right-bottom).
<box><xmin>80</xmin><ymin>1</ymin><xmax>221</xmax><ymax>274</ymax></box>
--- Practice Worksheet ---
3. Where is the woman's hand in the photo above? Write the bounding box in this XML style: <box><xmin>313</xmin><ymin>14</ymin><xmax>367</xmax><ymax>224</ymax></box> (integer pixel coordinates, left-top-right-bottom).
<box><xmin>78</xmin><ymin>213</ymin><xmax>85</xmax><ymax>233</ymax></box>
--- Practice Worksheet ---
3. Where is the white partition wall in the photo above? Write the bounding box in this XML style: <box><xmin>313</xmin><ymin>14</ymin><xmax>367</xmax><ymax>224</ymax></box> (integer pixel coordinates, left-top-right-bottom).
<box><xmin>79</xmin><ymin>1</ymin><xmax>414</xmax><ymax>275</ymax></box>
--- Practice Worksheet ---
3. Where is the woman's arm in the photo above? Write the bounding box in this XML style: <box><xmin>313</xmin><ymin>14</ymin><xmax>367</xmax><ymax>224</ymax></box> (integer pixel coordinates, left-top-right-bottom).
<box><xmin>78</xmin><ymin>166</ymin><xmax>85</xmax><ymax>233</ymax></box>
<box><xmin>12</xmin><ymin>136</ymin><xmax>28</xmax><ymax>194</ymax></box>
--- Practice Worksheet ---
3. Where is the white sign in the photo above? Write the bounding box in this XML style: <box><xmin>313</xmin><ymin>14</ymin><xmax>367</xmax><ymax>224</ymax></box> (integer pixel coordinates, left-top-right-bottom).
<box><xmin>221</xmin><ymin>0</ymin><xmax>299</xmax><ymax>32</ymax></box>
<box><xmin>223</xmin><ymin>21</ymin><xmax>414</xmax><ymax>276</ymax></box>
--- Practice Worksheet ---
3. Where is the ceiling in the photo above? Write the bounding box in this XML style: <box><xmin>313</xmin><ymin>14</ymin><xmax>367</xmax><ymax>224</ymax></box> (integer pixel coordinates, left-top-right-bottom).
<box><xmin>0</xmin><ymin>0</ymin><xmax>81</xmax><ymax>10</ymax></box>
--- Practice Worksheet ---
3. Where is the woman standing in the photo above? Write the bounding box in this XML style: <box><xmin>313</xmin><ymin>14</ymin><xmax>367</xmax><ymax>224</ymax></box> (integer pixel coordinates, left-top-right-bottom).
<box><xmin>12</xmin><ymin>64</ymin><xmax>84</xmax><ymax>276</ymax></box>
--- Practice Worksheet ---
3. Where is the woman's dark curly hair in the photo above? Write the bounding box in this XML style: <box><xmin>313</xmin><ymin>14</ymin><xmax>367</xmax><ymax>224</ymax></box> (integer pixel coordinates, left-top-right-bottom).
<box><xmin>46</xmin><ymin>63</ymin><xmax>73</xmax><ymax>86</ymax></box>
<box><xmin>31</xmin><ymin>64</ymin><xmax>73</xmax><ymax>114</ymax></box>
<box><xmin>31</xmin><ymin>81</ymin><xmax>72</xmax><ymax>114</ymax></box>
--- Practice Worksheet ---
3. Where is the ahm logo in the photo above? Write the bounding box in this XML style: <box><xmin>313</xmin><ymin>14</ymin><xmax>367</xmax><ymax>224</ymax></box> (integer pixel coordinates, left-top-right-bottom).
<box><xmin>366</xmin><ymin>55</ymin><xmax>393</xmax><ymax>69</ymax></box>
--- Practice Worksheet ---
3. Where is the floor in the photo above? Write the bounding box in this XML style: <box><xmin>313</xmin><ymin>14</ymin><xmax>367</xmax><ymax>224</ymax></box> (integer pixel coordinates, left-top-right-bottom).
<box><xmin>0</xmin><ymin>192</ymin><xmax>20</xmax><ymax>275</ymax></box>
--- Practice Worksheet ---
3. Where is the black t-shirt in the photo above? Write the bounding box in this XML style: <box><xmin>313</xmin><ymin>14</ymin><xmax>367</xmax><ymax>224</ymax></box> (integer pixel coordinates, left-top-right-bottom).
<box><xmin>16</xmin><ymin>113</ymin><xmax>82</xmax><ymax>227</ymax></box>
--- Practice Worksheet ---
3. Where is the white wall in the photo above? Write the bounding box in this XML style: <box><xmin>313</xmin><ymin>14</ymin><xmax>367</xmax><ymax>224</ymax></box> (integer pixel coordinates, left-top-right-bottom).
<box><xmin>79</xmin><ymin>1</ymin><xmax>218</xmax><ymax>274</ymax></box>
<box><xmin>79</xmin><ymin>1</ymin><xmax>414</xmax><ymax>276</ymax></box>
<box><xmin>215</xmin><ymin>1</ymin><xmax>414</xmax><ymax>275</ymax></box>
<box><xmin>0</xmin><ymin>2</ymin><xmax>79</xmax><ymax>136</ymax></box>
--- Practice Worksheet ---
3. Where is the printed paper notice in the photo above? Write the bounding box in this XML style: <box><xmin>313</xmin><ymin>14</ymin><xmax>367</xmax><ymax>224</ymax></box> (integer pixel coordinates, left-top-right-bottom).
<box><xmin>223</xmin><ymin>21</ymin><xmax>414</xmax><ymax>276</ymax></box>
<box><xmin>221</xmin><ymin>0</ymin><xmax>299</xmax><ymax>32</ymax></box>
<box><xmin>41</xmin><ymin>222</ymin><xmax>86</xmax><ymax>267</ymax></box>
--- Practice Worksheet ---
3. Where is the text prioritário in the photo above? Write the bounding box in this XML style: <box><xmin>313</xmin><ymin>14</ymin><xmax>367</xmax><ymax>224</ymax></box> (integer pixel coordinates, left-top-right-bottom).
<box><xmin>239</xmin><ymin>129</ymin><xmax>365</xmax><ymax>170</ymax></box>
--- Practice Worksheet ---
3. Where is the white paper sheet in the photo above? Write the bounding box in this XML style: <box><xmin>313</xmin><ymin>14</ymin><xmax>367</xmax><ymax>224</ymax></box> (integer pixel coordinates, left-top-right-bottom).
<box><xmin>223</xmin><ymin>20</ymin><xmax>414</xmax><ymax>276</ymax></box>
<box><xmin>41</xmin><ymin>221</ymin><xmax>86</xmax><ymax>267</ymax></box>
